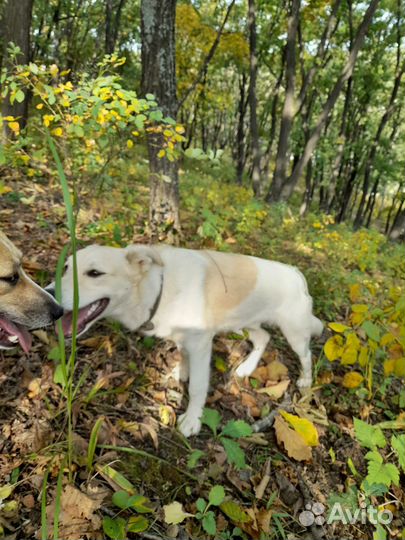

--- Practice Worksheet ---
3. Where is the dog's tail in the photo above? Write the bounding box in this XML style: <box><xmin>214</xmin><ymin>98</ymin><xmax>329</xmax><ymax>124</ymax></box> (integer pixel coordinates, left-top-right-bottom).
<box><xmin>311</xmin><ymin>316</ymin><xmax>324</xmax><ymax>337</ymax></box>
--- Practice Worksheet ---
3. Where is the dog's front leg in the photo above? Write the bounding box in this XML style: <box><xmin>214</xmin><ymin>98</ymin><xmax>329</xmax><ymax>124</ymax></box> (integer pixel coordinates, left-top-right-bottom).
<box><xmin>177</xmin><ymin>333</ymin><xmax>213</xmax><ymax>437</ymax></box>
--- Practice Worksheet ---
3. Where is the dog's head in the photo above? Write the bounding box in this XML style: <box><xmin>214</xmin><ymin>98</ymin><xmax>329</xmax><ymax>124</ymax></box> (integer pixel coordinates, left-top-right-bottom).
<box><xmin>48</xmin><ymin>244</ymin><xmax>162</xmax><ymax>338</ymax></box>
<box><xmin>0</xmin><ymin>232</ymin><xmax>64</xmax><ymax>353</ymax></box>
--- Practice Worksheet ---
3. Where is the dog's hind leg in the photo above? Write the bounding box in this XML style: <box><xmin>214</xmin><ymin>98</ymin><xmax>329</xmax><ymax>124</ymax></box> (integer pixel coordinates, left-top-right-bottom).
<box><xmin>177</xmin><ymin>332</ymin><xmax>213</xmax><ymax>437</ymax></box>
<box><xmin>279</xmin><ymin>322</ymin><xmax>313</xmax><ymax>389</ymax></box>
<box><xmin>171</xmin><ymin>349</ymin><xmax>189</xmax><ymax>383</ymax></box>
<box><xmin>235</xmin><ymin>328</ymin><xmax>270</xmax><ymax>378</ymax></box>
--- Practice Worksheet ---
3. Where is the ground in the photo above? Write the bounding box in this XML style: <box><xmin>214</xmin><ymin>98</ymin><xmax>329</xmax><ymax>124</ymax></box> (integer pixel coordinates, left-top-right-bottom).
<box><xmin>0</xmin><ymin>160</ymin><xmax>404</xmax><ymax>540</ymax></box>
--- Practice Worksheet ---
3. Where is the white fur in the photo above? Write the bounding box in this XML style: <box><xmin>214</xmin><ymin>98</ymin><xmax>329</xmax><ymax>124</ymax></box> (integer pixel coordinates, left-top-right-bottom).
<box><xmin>58</xmin><ymin>244</ymin><xmax>323</xmax><ymax>436</ymax></box>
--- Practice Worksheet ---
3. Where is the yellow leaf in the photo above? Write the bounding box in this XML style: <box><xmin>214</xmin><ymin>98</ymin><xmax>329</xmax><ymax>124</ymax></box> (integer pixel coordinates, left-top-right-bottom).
<box><xmin>341</xmin><ymin>346</ymin><xmax>358</xmax><ymax>365</ymax></box>
<box><xmin>380</xmin><ymin>333</ymin><xmax>396</xmax><ymax>347</ymax></box>
<box><xmin>279</xmin><ymin>410</ymin><xmax>319</xmax><ymax>446</ymax></box>
<box><xmin>175</xmin><ymin>125</ymin><xmax>185</xmax><ymax>133</ymax></box>
<box><xmin>36</xmin><ymin>103</ymin><xmax>44</xmax><ymax>110</ymax></box>
<box><xmin>257</xmin><ymin>379</ymin><xmax>290</xmax><ymax>399</ymax></box>
<box><xmin>157</xmin><ymin>149</ymin><xmax>166</xmax><ymax>158</ymax></box>
<box><xmin>384</xmin><ymin>358</ymin><xmax>395</xmax><ymax>376</ymax></box>
<box><xmin>351</xmin><ymin>304</ymin><xmax>369</xmax><ymax>313</ymax></box>
<box><xmin>126</xmin><ymin>139</ymin><xmax>134</xmax><ymax>149</ymax></box>
<box><xmin>159</xmin><ymin>405</ymin><xmax>171</xmax><ymax>425</ymax></box>
<box><xmin>358</xmin><ymin>346</ymin><xmax>369</xmax><ymax>367</ymax></box>
<box><xmin>342</xmin><ymin>371</ymin><xmax>364</xmax><ymax>389</ymax></box>
<box><xmin>324</xmin><ymin>335</ymin><xmax>344</xmax><ymax>361</ymax></box>
<box><xmin>329</xmin><ymin>322</ymin><xmax>350</xmax><ymax>333</ymax></box>
<box><xmin>351</xmin><ymin>312</ymin><xmax>366</xmax><ymax>325</ymax></box>
<box><xmin>163</xmin><ymin>129</ymin><xmax>172</xmax><ymax>137</ymax></box>
<box><xmin>0</xmin><ymin>484</ymin><xmax>14</xmax><ymax>499</ymax></box>
<box><xmin>394</xmin><ymin>358</ymin><xmax>405</xmax><ymax>377</ymax></box>
<box><xmin>163</xmin><ymin>502</ymin><xmax>193</xmax><ymax>525</ymax></box>
<box><xmin>8</xmin><ymin>121</ymin><xmax>20</xmax><ymax>133</ymax></box>
<box><xmin>349</xmin><ymin>284</ymin><xmax>361</xmax><ymax>302</ymax></box>
<box><xmin>273</xmin><ymin>415</ymin><xmax>312</xmax><ymax>461</ymax></box>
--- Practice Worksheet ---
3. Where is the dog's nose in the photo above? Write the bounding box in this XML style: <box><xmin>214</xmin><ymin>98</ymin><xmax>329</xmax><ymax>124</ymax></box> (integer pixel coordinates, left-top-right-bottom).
<box><xmin>49</xmin><ymin>301</ymin><xmax>64</xmax><ymax>321</ymax></box>
<box><xmin>45</xmin><ymin>285</ymin><xmax>56</xmax><ymax>298</ymax></box>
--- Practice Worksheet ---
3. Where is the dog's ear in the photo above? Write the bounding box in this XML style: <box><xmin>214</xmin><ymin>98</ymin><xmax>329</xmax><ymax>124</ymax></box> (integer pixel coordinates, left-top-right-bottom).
<box><xmin>125</xmin><ymin>245</ymin><xmax>163</xmax><ymax>271</ymax></box>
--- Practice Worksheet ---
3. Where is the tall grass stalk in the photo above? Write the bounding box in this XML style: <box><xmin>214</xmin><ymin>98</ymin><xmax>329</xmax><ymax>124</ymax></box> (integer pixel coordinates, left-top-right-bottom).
<box><xmin>46</xmin><ymin>131</ymin><xmax>80</xmax><ymax>479</ymax></box>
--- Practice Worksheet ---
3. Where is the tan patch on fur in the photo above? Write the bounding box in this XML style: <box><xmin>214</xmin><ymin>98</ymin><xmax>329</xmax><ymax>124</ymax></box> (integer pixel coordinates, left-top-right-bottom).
<box><xmin>203</xmin><ymin>251</ymin><xmax>257</xmax><ymax>326</ymax></box>
<box><xmin>0</xmin><ymin>231</ymin><xmax>21</xmax><ymax>276</ymax></box>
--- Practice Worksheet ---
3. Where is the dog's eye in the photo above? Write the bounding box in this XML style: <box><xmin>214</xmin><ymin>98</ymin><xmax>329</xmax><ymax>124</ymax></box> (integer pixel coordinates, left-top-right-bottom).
<box><xmin>1</xmin><ymin>273</ymin><xmax>19</xmax><ymax>285</ymax></box>
<box><xmin>86</xmin><ymin>269</ymin><xmax>105</xmax><ymax>278</ymax></box>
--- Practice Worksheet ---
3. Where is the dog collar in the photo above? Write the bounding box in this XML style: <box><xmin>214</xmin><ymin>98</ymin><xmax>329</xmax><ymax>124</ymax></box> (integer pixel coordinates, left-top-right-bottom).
<box><xmin>139</xmin><ymin>274</ymin><xmax>163</xmax><ymax>332</ymax></box>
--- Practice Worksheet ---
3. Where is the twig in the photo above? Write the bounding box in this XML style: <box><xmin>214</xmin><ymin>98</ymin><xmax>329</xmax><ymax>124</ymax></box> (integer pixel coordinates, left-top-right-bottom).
<box><xmin>251</xmin><ymin>393</ymin><xmax>293</xmax><ymax>432</ymax></box>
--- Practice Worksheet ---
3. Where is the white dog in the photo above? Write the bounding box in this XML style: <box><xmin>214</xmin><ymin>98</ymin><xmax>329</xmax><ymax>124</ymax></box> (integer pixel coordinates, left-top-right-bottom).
<box><xmin>49</xmin><ymin>244</ymin><xmax>323</xmax><ymax>436</ymax></box>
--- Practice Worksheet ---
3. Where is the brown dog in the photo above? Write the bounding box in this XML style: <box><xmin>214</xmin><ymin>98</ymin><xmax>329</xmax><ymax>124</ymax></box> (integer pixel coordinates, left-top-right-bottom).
<box><xmin>0</xmin><ymin>231</ymin><xmax>63</xmax><ymax>353</ymax></box>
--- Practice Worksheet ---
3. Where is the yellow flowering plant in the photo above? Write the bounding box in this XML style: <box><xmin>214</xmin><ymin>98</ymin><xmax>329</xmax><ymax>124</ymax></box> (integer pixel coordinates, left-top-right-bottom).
<box><xmin>0</xmin><ymin>51</ymin><xmax>185</xmax><ymax>184</ymax></box>
<box><xmin>324</xmin><ymin>284</ymin><xmax>405</xmax><ymax>395</ymax></box>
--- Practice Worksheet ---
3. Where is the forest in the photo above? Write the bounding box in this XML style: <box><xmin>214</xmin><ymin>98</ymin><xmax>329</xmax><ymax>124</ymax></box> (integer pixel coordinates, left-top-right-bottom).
<box><xmin>0</xmin><ymin>0</ymin><xmax>404</xmax><ymax>539</ymax></box>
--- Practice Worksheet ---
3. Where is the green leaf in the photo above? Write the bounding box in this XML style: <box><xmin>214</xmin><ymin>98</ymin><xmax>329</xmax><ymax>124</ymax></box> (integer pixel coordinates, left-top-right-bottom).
<box><xmin>221</xmin><ymin>420</ymin><xmax>253</xmax><ymax>439</ymax></box>
<box><xmin>373</xmin><ymin>523</ymin><xmax>387</xmax><ymax>540</ymax></box>
<box><xmin>112</xmin><ymin>490</ymin><xmax>130</xmax><ymax>509</ymax></box>
<box><xmin>201</xmin><ymin>408</ymin><xmax>221</xmax><ymax>436</ymax></box>
<box><xmin>202</xmin><ymin>511</ymin><xmax>216</xmax><ymax>536</ymax></box>
<box><xmin>208</xmin><ymin>485</ymin><xmax>225</xmax><ymax>506</ymax></box>
<box><xmin>365</xmin><ymin>451</ymin><xmax>399</xmax><ymax>487</ymax></box>
<box><xmin>48</xmin><ymin>346</ymin><xmax>61</xmax><ymax>361</ymax></box>
<box><xmin>15</xmin><ymin>89</ymin><xmax>25</xmax><ymax>103</ymax></box>
<box><xmin>361</xmin><ymin>321</ymin><xmax>381</xmax><ymax>342</ymax></box>
<box><xmin>53</xmin><ymin>363</ymin><xmax>67</xmax><ymax>387</ymax></box>
<box><xmin>391</xmin><ymin>434</ymin><xmax>405</xmax><ymax>471</ymax></box>
<box><xmin>196</xmin><ymin>498</ymin><xmax>207</xmax><ymax>513</ymax></box>
<box><xmin>127</xmin><ymin>515</ymin><xmax>149</xmax><ymax>533</ymax></box>
<box><xmin>73</xmin><ymin>124</ymin><xmax>84</xmax><ymax>137</ymax></box>
<box><xmin>187</xmin><ymin>449</ymin><xmax>204</xmax><ymax>469</ymax></box>
<box><xmin>127</xmin><ymin>494</ymin><xmax>153</xmax><ymax>513</ymax></box>
<box><xmin>353</xmin><ymin>418</ymin><xmax>386</xmax><ymax>450</ymax></box>
<box><xmin>220</xmin><ymin>501</ymin><xmax>250</xmax><ymax>524</ymax></box>
<box><xmin>220</xmin><ymin>437</ymin><xmax>247</xmax><ymax>469</ymax></box>
<box><xmin>361</xmin><ymin>480</ymin><xmax>388</xmax><ymax>497</ymax></box>
<box><xmin>102</xmin><ymin>516</ymin><xmax>126</xmax><ymax>540</ymax></box>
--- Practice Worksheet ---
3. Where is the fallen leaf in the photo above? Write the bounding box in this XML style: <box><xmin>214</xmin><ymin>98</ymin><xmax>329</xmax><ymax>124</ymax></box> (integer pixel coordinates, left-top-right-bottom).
<box><xmin>163</xmin><ymin>501</ymin><xmax>193</xmax><ymax>525</ymax></box>
<box><xmin>266</xmin><ymin>360</ymin><xmax>289</xmax><ymax>381</ymax></box>
<box><xmin>279</xmin><ymin>410</ymin><xmax>319</xmax><ymax>446</ymax></box>
<box><xmin>257</xmin><ymin>379</ymin><xmax>290</xmax><ymax>399</ymax></box>
<box><xmin>274</xmin><ymin>415</ymin><xmax>312</xmax><ymax>461</ymax></box>
<box><xmin>342</xmin><ymin>371</ymin><xmax>364</xmax><ymax>388</ymax></box>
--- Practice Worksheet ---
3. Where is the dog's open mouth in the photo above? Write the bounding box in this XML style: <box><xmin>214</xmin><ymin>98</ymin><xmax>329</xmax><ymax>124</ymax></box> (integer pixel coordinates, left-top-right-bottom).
<box><xmin>59</xmin><ymin>298</ymin><xmax>109</xmax><ymax>337</ymax></box>
<box><xmin>0</xmin><ymin>316</ymin><xmax>32</xmax><ymax>353</ymax></box>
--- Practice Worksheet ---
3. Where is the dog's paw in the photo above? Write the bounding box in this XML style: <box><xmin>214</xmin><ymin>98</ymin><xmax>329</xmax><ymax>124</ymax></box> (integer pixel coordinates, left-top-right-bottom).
<box><xmin>297</xmin><ymin>376</ymin><xmax>312</xmax><ymax>390</ymax></box>
<box><xmin>235</xmin><ymin>361</ymin><xmax>254</xmax><ymax>378</ymax></box>
<box><xmin>178</xmin><ymin>412</ymin><xmax>202</xmax><ymax>437</ymax></box>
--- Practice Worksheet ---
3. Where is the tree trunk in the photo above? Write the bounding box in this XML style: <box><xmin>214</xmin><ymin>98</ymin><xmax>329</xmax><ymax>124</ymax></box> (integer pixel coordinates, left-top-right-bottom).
<box><xmin>389</xmin><ymin>203</ymin><xmax>405</xmax><ymax>240</ymax></box>
<box><xmin>267</xmin><ymin>0</ymin><xmax>300</xmax><ymax>202</ymax></box>
<box><xmin>248</xmin><ymin>0</ymin><xmax>262</xmax><ymax>196</ymax></box>
<box><xmin>105</xmin><ymin>0</ymin><xmax>126</xmax><ymax>55</ymax></box>
<box><xmin>280</xmin><ymin>0</ymin><xmax>380</xmax><ymax>200</ymax></box>
<box><xmin>236</xmin><ymin>72</ymin><xmax>248</xmax><ymax>185</ymax></box>
<box><xmin>353</xmin><ymin>63</ymin><xmax>405</xmax><ymax>228</ymax></box>
<box><xmin>1</xmin><ymin>0</ymin><xmax>33</xmax><ymax>135</ymax></box>
<box><xmin>141</xmin><ymin>0</ymin><xmax>180</xmax><ymax>241</ymax></box>
<box><xmin>178</xmin><ymin>0</ymin><xmax>236</xmax><ymax>109</ymax></box>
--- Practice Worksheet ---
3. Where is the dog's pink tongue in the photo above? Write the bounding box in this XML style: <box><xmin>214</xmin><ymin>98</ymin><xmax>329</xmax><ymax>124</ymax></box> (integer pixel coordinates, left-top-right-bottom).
<box><xmin>0</xmin><ymin>317</ymin><xmax>32</xmax><ymax>353</ymax></box>
<box><xmin>58</xmin><ymin>311</ymin><xmax>73</xmax><ymax>336</ymax></box>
